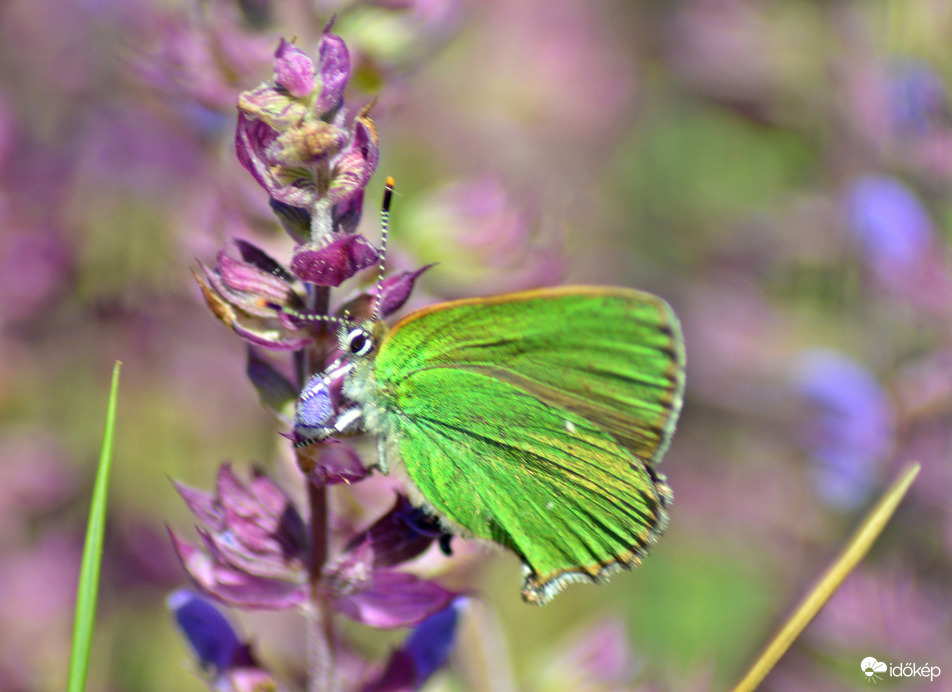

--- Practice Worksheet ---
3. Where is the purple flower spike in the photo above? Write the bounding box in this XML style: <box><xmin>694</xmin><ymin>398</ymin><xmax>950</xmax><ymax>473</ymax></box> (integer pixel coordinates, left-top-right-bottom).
<box><xmin>291</xmin><ymin>235</ymin><xmax>381</xmax><ymax>286</ymax></box>
<box><xmin>315</xmin><ymin>29</ymin><xmax>351</xmax><ymax>113</ymax></box>
<box><xmin>344</xmin><ymin>495</ymin><xmax>446</xmax><ymax>568</ymax></box>
<box><xmin>274</xmin><ymin>39</ymin><xmax>316</xmax><ymax>98</ymax></box>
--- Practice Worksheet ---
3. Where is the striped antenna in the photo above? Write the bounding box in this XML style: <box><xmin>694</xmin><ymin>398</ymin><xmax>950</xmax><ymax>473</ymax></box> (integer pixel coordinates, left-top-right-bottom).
<box><xmin>371</xmin><ymin>177</ymin><xmax>395</xmax><ymax>322</ymax></box>
<box><xmin>259</xmin><ymin>299</ymin><xmax>351</xmax><ymax>329</ymax></box>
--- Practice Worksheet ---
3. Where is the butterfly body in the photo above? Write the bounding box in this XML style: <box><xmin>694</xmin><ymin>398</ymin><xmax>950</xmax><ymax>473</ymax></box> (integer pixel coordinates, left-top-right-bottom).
<box><xmin>298</xmin><ymin>285</ymin><xmax>685</xmax><ymax>604</ymax></box>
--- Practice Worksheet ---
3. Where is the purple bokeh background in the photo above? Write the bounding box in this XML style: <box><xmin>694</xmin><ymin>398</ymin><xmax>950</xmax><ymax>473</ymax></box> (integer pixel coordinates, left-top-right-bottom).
<box><xmin>1</xmin><ymin>0</ymin><xmax>951</xmax><ymax>690</ymax></box>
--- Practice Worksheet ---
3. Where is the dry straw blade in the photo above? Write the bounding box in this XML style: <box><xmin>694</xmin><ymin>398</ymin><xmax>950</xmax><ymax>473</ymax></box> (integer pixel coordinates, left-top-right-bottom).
<box><xmin>731</xmin><ymin>461</ymin><xmax>921</xmax><ymax>692</ymax></box>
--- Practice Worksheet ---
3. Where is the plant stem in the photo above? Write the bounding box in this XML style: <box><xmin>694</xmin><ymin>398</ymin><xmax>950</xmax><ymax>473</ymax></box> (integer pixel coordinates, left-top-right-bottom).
<box><xmin>307</xmin><ymin>479</ymin><xmax>336</xmax><ymax>692</ymax></box>
<box><xmin>302</xmin><ymin>199</ymin><xmax>337</xmax><ymax>691</ymax></box>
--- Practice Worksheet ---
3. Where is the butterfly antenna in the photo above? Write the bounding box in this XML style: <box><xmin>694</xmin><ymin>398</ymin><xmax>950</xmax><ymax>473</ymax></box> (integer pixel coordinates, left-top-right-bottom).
<box><xmin>371</xmin><ymin>176</ymin><xmax>395</xmax><ymax>323</ymax></box>
<box><xmin>258</xmin><ymin>299</ymin><xmax>350</xmax><ymax>330</ymax></box>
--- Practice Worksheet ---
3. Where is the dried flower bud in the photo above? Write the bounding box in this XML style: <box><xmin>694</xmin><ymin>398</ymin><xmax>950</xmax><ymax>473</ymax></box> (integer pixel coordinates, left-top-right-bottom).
<box><xmin>195</xmin><ymin>240</ymin><xmax>313</xmax><ymax>351</ymax></box>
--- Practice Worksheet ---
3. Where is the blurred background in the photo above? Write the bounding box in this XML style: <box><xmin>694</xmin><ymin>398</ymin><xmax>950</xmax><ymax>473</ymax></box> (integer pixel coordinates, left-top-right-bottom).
<box><xmin>1</xmin><ymin>0</ymin><xmax>951</xmax><ymax>690</ymax></box>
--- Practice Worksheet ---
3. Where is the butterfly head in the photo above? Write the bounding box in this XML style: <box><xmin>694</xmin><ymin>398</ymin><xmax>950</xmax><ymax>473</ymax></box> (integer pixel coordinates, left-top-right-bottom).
<box><xmin>338</xmin><ymin>320</ymin><xmax>387</xmax><ymax>362</ymax></box>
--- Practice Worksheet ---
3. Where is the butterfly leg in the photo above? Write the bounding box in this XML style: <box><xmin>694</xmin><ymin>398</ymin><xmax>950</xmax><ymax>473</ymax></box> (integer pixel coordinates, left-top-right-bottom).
<box><xmin>375</xmin><ymin>435</ymin><xmax>389</xmax><ymax>475</ymax></box>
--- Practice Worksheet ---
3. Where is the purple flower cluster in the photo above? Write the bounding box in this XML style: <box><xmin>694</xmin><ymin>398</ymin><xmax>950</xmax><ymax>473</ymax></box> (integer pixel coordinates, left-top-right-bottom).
<box><xmin>174</xmin><ymin>30</ymin><xmax>463</xmax><ymax>691</ymax></box>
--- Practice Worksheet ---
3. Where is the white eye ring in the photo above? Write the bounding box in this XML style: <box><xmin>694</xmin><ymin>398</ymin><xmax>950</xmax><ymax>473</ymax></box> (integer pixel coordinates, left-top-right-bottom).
<box><xmin>345</xmin><ymin>328</ymin><xmax>374</xmax><ymax>356</ymax></box>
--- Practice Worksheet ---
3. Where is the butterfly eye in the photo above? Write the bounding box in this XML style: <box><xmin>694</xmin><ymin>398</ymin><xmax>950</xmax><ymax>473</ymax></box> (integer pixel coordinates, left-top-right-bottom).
<box><xmin>346</xmin><ymin>328</ymin><xmax>374</xmax><ymax>356</ymax></box>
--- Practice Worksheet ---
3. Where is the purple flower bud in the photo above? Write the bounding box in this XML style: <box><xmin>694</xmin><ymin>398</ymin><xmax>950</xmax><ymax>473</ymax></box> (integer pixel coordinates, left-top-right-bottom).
<box><xmin>332</xmin><ymin>569</ymin><xmax>459</xmax><ymax>629</ymax></box>
<box><xmin>334</xmin><ymin>265</ymin><xmax>435</xmax><ymax>323</ymax></box>
<box><xmin>168</xmin><ymin>590</ymin><xmax>287</xmax><ymax>691</ymax></box>
<box><xmin>344</xmin><ymin>495</ymin><xmax>446</xmax><ymax>568</ymax></box>
<box><xmin>402</xmin><ymin>598</ymin><xmax>464</xmax><ymax>685</ymax></box>
<box><xmin>235</xmin><ymin>110</ymin><xmax>277</xmax><ymax>183</ymax></box>
<box><xmin>363</xmin><ymin>598</ymin><xmax>466</xmax><ymax>692</ymax></box>
<box><xmin>315</xmin><ymin>29</ymin><xmax>351</xmax><ymax>114</ymax></box>
<box><xmin>274</xmin><ymin>39</ymin><xmax>316</xmax><ymax>98</ymax></box>
<box><xmin>373</xmin><ymin>265</ymin><xmax>435</xmax><ymax>318</ymax></box>
<box><xmin>168</xmin><ymin>589</ymin><xmax>242</xmax><ymax>671</ymax></box>
<box><xmin>794</xmin><ymin>350</ymin><xmax>895</xmax><ymax>510</ymax></box>
<box><xmin>291</xmin><ymin>235</ymin><xmax>381</xmax><ymax>286</ymax></box>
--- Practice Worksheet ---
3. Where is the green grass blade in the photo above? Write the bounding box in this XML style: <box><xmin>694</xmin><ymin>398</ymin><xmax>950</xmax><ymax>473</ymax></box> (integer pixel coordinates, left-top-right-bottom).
<box><xmin>67</xmin><ymin>361</ymin><xmax>122</xmax><ymax>692</ymax></box>
<box><xmin>730</xmin><ymin>461</ymin><xmax>921</xmax><ymax>692</ymax></box>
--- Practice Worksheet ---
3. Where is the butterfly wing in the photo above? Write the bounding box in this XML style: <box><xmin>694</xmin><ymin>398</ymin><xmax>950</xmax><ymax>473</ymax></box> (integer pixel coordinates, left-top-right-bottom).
<box><xmin>370</xmin><ymin>286</ymin><xmax>685</xmax><ymax>603</ymax></box>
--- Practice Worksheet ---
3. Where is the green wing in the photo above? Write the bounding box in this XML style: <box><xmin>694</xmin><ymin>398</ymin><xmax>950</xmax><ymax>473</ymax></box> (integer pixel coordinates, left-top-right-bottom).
<box><xmin>373</xmin><ymin>286</ymin><xmax>685</xmax><ymax>603</ymax></box>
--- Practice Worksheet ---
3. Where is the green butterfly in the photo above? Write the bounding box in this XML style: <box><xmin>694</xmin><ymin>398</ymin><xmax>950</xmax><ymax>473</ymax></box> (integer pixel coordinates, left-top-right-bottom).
<box><xmin>295</xmin><ymin>283</ymin><xmax>685</xmax><ymax>604</ymax></box>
